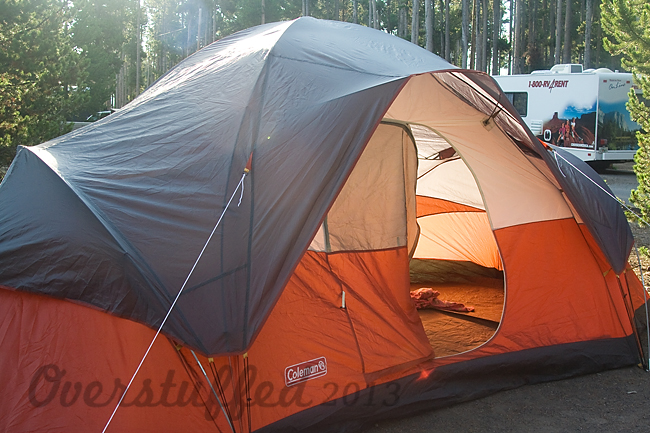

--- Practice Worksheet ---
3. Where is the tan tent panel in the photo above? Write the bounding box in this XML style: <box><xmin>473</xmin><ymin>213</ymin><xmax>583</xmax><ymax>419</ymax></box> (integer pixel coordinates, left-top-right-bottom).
<box><xmin>414</xmin><ymin>212</ymin><xmax>502</xmax><ymax>270</ymax></box>
<box><xmin>416</xmin><ymin>156</ymin><xmax>485</xmax><ymax>211</ymax></box>
<box><xmin>386</xmin><ymin>74</ymin><xmax>575</xmax><ymax>230</ymax></box>
<box><xmin>311</xmin><ymin>123</ymin><xmax>417</xmax><ymax>253</ymax></box>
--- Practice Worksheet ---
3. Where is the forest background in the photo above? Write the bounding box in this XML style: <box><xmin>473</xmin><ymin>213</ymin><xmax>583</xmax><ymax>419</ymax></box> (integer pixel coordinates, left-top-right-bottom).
<box><xmin>0</xmin><ymin>0</ymin><xmax>645</xmax><ymax>175</ymax></box>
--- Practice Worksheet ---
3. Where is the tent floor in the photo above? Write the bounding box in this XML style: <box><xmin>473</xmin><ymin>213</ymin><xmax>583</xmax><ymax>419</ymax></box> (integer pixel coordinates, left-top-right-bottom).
<box><xmin>411</xmin><ymin>276</ymin><xmax>504</xmax><ymax>357</ymax></box>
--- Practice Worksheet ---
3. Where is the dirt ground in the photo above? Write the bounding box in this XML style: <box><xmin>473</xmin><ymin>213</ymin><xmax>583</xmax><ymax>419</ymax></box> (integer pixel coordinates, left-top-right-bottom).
<box><xmin>365</xmin><ymin>365</ymin><xmax>650</xmax><ymax>432</ymax></box>
<box><xmin>367</xmin><ymin>164</ymin><xmax>650</xmax><ymax>433</ymax></box>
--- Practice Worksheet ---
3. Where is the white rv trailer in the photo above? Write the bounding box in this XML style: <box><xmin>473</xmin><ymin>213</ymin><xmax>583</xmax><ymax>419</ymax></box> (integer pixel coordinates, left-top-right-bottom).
<box><xmin>493</xmin><ymin>64</ymin><xmax>641</xmax><ymax>168</ymax></box>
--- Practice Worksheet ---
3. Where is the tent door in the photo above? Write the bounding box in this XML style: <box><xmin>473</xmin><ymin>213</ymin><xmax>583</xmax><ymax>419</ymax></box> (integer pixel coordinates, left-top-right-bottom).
<box><xmin>308</xmin><ymin>122</ymin><xmax>432</xmax><ymax>374</ymax></box>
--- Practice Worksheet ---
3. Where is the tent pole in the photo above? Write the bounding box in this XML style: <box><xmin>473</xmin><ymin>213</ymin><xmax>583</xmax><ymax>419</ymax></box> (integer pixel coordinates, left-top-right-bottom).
<box><xmin>208</xmin><ymin>358</ymin><xmax>235</xmax><ymax>425</ymax></box>
<box><xmin>174</xmin><ymin>345</ymin><xmax>227</xmax><ymax>429</ymax></box>
<box><xmin>191</xmin><ymin>350</ymin><xmax>236</xmax><ymax>432</ymax></box>
<box><xmin>615</xmin><ymin>275</ymin><xmax>647</xmax><ymax>369</ymax></box>
<box><xmin>634</xmin><ymin>245</ymin><xmax>650</xmax><ymax>371</ymax></box>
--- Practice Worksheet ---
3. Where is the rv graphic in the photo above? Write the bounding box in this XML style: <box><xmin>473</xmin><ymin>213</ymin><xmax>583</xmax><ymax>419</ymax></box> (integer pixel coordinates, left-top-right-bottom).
<box><xmin>493</xmin><ymin>64</ymin><xmax>641</xmax><ymax>168</ymax></box>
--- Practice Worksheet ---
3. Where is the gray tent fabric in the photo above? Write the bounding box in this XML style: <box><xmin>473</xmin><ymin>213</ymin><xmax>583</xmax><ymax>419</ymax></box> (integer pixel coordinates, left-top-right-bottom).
<box><xmin>0</xmin><ymin>17</ymin><xmax>634</xmax><ymax>356</ymax></box>
<box><xmin>0</xmin><ymin>18</ymin><xmax>453</xmax><ymax>355</ymax></box>
<box><xmin>543</xmin><ymin>146</ymin><xmax>634</xmax><ymax>274</ymax></box>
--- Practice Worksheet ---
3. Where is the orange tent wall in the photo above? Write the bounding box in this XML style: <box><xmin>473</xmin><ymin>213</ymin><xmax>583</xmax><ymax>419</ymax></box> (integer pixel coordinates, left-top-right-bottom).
<box><xmin>578</xmin><ymin>223</ymin><xmax>648</xmax><ymax>315</ymax></box>
<box><xmin>416</xmin><ymin>196</ymin><xmax>483</xmax><ymax>217</ymax></box>
<box><xmin>0</xmin><ymin>217</ymin><xmax>642</xmax><ymax>432</ymax></box>
<box><xmin>431</xmin><ymin>217</ymin><xmax>635</xmax><ymax>367</ymax></box>
<box><xmin>0</xmin><ymin>287</ymin><xmax>225</xmax><ymax>433</ymax></box>
<box><xmin>242</xmin><ymin>215</ymin><xmax>641</xmax><ymax>428</ymax></box>
<box><xmin>246</xmin><ymin>248</ymin><xmax>432</xmax><ymax>429</ymax></box>
<box><xmin>0</xmin><ymin>246</ymin><xmax>433</xmax><ymax>432</ymax></box>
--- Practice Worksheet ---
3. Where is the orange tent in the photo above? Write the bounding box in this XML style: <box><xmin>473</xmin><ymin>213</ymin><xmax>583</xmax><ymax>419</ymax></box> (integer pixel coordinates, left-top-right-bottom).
<box><xmin>0</xmin><ymin>18</ymin><xmax>647</xmax><ymax>432</ymax></box>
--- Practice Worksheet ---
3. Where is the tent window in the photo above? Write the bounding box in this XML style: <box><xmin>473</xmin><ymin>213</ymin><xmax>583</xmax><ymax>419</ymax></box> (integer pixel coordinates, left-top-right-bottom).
<box><xmin>307</xmin><ymin>122</ymin><xmax>433</xmax><ymax>374</ymax></box>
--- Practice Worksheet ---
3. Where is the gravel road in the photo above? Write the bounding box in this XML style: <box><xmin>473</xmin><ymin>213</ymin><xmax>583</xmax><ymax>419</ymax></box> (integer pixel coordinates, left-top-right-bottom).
<box><xmin>600</xmin><ymin>162</ymin><xmax>638</xmax><ymax>206</ymax></box>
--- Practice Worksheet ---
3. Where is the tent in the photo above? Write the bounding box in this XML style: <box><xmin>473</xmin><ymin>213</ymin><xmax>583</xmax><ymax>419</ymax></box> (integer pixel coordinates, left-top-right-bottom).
<box><xmin>0</xmin><ymin>17</ymin><xmax>648</xmax><ymax>432</ymax></box>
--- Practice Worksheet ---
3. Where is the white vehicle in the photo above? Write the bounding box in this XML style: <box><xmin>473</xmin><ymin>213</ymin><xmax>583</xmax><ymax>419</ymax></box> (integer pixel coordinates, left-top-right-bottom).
<box><xmin>493</xmin><ymin>64</ymin><xmax>641</xmax><ymax>168</ymax></box>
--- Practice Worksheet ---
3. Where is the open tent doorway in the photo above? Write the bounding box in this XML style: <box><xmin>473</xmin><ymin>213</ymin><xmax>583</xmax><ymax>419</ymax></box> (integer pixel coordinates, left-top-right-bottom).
<box><xmin>308</xmin><ymin>120</ymin><xmax>505</xmax><ymax>362</ymax></box>
<box><xmin>409</xmin><ymin>124</ymin><xmax>505</xmax><ymax>357</ymax></box>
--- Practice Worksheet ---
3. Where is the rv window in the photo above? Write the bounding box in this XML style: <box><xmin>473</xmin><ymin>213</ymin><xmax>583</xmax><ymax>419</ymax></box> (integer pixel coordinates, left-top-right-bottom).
<box><xmin>506</xmin><ymin>92</ymin><xmax>528</xmax><ymax>117</ymax></box>
<box><xmin>505</xmin><ymin>92</ymin><xmax>528</xmax><ymax>117</ymax></box>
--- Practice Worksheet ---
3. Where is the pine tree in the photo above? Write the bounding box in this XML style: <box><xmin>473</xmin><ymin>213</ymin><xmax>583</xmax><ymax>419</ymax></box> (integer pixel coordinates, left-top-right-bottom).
<box><xmin>601</xmin><ymin>0</ymin><xmax>650</xmax><ymax>219</ymax></box>
<box><xmin>0</xmin><ymin>0</ymin><xmax>86</xmax><ymax>167</ymax></box>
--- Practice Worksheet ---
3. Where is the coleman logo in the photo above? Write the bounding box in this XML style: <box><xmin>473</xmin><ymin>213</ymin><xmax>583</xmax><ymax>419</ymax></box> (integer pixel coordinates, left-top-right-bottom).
<box><xmin>284</xmin><ymin>357</ymin><xmax>327</xmax><ymax>387</ymax></box>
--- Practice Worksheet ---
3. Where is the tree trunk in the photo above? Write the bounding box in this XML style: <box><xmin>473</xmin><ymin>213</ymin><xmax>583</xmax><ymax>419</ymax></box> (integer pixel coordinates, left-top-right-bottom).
<box><xmin>470</xmin><ymin>0</ymin><xmax>477</xmax><ymax>70</ymax></box>
<box><xmin>563</xmin><ymin>0</ymin><xmax>571</xmax><ymax>63</ymax></box>
<box><xmin>212</xmin><ymin>7</ymin><xmax>217</xmax><ymax>43</ymax></box>
<box><xmin>161</xmin><ymin>12</ymin><xmax>167</xmax><ymax>73</ymax></box>
<box><xmin>481</xmin><ymin>0</ymin><xmax>488</xmax><ymax>72</ymax></box>
<box><xmin>508</xmin><ymin>0</ymin><xmax>513</xmax><ymax>73</ymax></box>
<box><xmin>262</xmin><ymin>0</ymin><xmax>266</xmax><ymax>24</ymax></box>
<box><xmin>476</xmin><ymin>0</ymin><xmax>481</xmax><ymax>70</ymax></box>
<box><xmin>596</xmin><ymin>0</ymin><xmax>601</xmax><ymax>65</ymax></box>
<box><xmin>439</xmin><ymin>0</ymin><xmax>444</xmax><ymax>55</ymax></box>
<box><xmin>555</xmin><ymin>0</ymin><xmax>562</xmax><ymax>64</ymax></box>
<box><xmin>492</xmin><ymin>0</ymin><xmax>500</xmax><ymax>74</ymax></box>
<box><xmin>197</xmin><ymin>8</ymin><xmax>202</xmax><ymax>51</ymax></box>
<box><xmin>369</xmin><ymin>0</ymin><xmax>379</xmax><ymax>28</ymax></box>
<box><xmin>528</xmin><ymin>0</ymin><xmax>534</xmax><ymax>70</ymax></box>
<box><xmin>542</xmin><ymin>0</ymin><xmax>547</xmax><ymax>64</ymax></box>
<box><xmin>204</xmin><ymin>8</ymin><xmax>209</xmax><ymax>44</ymax></box>
<box><xmin>411</xmin><ymin>0</ymin><xmax>420</xmax><ymax>44</ymax></box>
<box><xmin>373</xmin><ymin>0</ymin><xmax>379</xmax><ymax>28</ymax></box>
<box><xmin>425</xmin><ymin>0</ymin><xmax>433</xmax><ymax>51</ymax></box>
<box><xmin>445</xmin><ymin>0</ymin><xmax>450</xmax><ymax>61</ymax></box>
<box><xmin>549</xmin><ymin>0</ymin><xmax>555</xmax><ymax>65</ymax></box>
<box><xmin>387</xmin><ymin>0</ymin><xmax>393</xmax><ymax>32</ymax></box>
<box><xmin>462</xmin><ymin>0</ymin><xmax>469</xmax><ymax>68</ymax></box>
<box><xmin>186</xmin><ymin>14</ymin><xmax>191</xmax><ymax>58</ymax></box>
<box><xmin>584</xmin><ymin>0</ymin><xmax>593</xmax><ymax>68</ymax></box>
<box><xmin>398</xmin><ymin>2</ymin><xmax>407</xmax><ymax>38</ymax></box>
<box><xmin>136</xmin><ymin>1</ymin><xmax>140</xmax><ymax>96</ymax></box>
<box><xmin>513</xmin><ymin>0</ymin><xmax>522</xmax><ymax>73</ymax></box>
